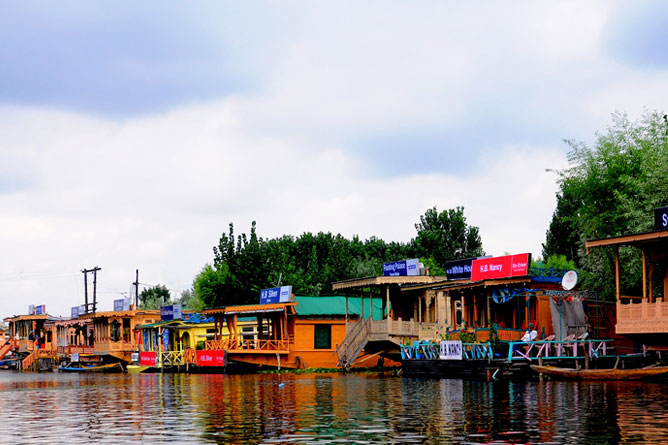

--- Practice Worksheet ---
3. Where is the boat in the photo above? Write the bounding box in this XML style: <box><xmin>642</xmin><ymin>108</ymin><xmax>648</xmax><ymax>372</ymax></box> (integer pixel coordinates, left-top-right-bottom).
<box><xmin>59</xmin><ymin>362</ymin><xmax>124</xmax><ymax>373</ymax></box>
<box><xmin>530</xmin><ymin>364</ymin><xmax>668</xmax><ymax>380</ymax></box>
<box><xmin>126</xmin><ymin>364</ymin><xmax>150</xmax><ymax>374</ymax></box>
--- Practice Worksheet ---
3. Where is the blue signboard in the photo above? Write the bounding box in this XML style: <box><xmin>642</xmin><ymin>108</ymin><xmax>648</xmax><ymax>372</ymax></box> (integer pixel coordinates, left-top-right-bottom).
<box><xmin>382</xmin><ymin>259</ymin><xmax>420</xmax><ymax>276</ymax></box>
<box><xmin>260</xmin><ymin>285</ymin><xmax>293</xmax><ymax>304</ymax></box>
<box><xmin>655</xmin><ymin>206</ymin><xmax>668</xmax><ymax>231</ymax></box>
<box><xmin>161</xmin><ymin>304</ymin><xmax>182</xmax><ymax>321</ymax></box>
<box><xmin>444</xmin><ymin>258</ymin><xmax>474</xmax><ymax>281</ymax></box>
<box><xmin>113</xmin><ymin>298</ymin><xmax>131</xmax><ymax>312</ymax></box>
<box><xmin>71</xmin><ymin>306</ymin><xmax>80</xmax><ymax>318</ymax></box>
<box><xmin>35</xmin><ymin>305</ymin><xmax>46</xmax><ymax>315</ymax></box>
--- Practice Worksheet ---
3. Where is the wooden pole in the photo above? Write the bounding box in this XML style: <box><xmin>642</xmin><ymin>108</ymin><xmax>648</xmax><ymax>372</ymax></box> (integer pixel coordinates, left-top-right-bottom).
<box><xmin>642</xmin><ymin>249</ymin><xmax>647</xmax><ymax>301</ymax></box>
<box><xmin>615</xmin><ymin>247</ymin><xmax>621</xmax><ymax>300</ymax></box>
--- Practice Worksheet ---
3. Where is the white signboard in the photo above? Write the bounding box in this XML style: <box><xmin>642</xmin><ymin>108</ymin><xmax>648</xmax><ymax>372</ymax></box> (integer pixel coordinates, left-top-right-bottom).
<box><xmin>131</xmin><ymin>352</ymin><xmax>139</xmax><ymax>362</ymax></box>
<box><xmin>71</xmin><ymin>353</ymin><xmax>80</xmax><ymax>362</ymax></box>
<box><xmin>439</xmin><ymin>340</ymin><xmax>463</xmax><ymax>360</ymax></box>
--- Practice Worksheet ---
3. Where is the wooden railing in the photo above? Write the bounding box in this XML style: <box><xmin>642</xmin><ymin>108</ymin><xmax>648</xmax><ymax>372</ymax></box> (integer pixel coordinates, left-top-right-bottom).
<box><xmin>336</xmin><ymin>317</ymin><xmax>372</xmax><ymax>367</ymax></box>
<box><xmin>57</xmin><ymin>345</ymin><xmax>95</xmax><ymax>356</ymax></box>
<box><xmin>401</xmin><ymin>342</ymin><xmax>493</xmax><ymax>361</ymax></box>
<box><xmin>160</xmin><ymin>350</ymin><xmax>185</xmax><ymax>366</ymax></box>
<box><xmin>507</xmin><ymin>338</ymin><xmax>613</xmax><ymax>361</ymax></box>
<box><xmin>21</xmin><ymin>351</ymin><xmax>36</xmax><ymax>372</ymax></box>
<box><xmin>205</xmin><ymin>338</ymin><xmax>291</xmax><ymax>352</ymax></box>
<box><xmin>616</xmin><ymin>299</ymin><xmax>668</xmax><ymax>334</ymax></box>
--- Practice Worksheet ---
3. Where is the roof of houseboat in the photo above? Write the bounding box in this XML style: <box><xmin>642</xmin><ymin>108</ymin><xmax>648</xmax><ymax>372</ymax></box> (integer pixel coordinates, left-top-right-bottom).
<box><xmin>294</xmin><ymin>296</ymin><xmax>383</xmax><ymax>319</ymax></box>
<box><xmin>78</xmin><ymin>309</ymin><xmax>161</xmax><ymax>320</ymax></box>
<box><xmin>331</xmin><ymin>275</ymin><xmax>443</xmax><ymax>290</ymax></box>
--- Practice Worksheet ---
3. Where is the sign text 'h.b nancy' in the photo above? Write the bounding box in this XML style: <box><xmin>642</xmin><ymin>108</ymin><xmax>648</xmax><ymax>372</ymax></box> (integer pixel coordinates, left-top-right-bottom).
<box><xmin>470</xmin><ymin>253</ymin><xmax>531</xmax><ymax>281</ymax></box>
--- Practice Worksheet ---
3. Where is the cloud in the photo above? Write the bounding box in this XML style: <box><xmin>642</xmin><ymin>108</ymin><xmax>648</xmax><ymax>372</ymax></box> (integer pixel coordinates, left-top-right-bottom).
<box><xmin>0</xmin><ymin>102</ymin><xmax>566</xmax><ymax>318</ymax></box>
<box><xmin>1</xmin><ymin>1</ymin><xmax>668</xmax><ymax>320</ymax></box>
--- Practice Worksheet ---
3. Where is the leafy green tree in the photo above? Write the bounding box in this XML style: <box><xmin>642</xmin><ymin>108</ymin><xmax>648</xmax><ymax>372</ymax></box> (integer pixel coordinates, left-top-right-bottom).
<box><xmin>413</xmin><ymin>206</ymin><xmax>484</xmax><ymax>268</ymax></box>
<box><xmin>193</xmin><ymin>264</ymin><xmax>236</xmax><ymax>308</ymax></box>
<box><xmin>200</xmin><ymin>208</ymin><xmax>485</xmax><ymax>307</ymax></box>
<box><xmin>179</xmin><ymin>288</ymin><xmax>205</xmax><ymax>312</ymax></box>
<box><xmin>543</xmin><ymin>111</ymin><xmax>668</xmax><ymax>299</ymax></box>
<box><xmin>139</xmin><ymin>285</ymin><xmax>171</xmax><ymax>310</ymax></box>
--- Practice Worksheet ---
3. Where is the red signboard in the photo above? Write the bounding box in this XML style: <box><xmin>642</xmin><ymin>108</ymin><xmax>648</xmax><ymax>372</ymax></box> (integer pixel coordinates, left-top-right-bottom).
<box><xmin>470</xmin><ymin>253</ymin><xmax>531</xmax><ymax>281</ymax></box>
<box><xmin>197</xmin><ymin>349</ymin><xmax>226</xmax><ymax>367</ymax></box>
<box><xmin>140</xmin><ymin>351</ymin><xmax>156</xmax><ymax>367</ymax></box>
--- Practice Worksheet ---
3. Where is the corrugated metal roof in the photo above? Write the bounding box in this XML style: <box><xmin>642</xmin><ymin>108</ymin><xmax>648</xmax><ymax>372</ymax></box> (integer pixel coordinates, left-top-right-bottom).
<box><xmin>294</xmin><ymin>296</ymin><xmax>384</xmax><ymax>319</ymax></box>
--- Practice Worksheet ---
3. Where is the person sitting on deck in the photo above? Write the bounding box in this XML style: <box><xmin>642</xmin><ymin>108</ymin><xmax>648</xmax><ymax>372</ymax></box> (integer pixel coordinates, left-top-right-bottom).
<box><xmin>521</xmin><ymin>323</ymin><xmax>538</xmax><ymax>343</ymax></box>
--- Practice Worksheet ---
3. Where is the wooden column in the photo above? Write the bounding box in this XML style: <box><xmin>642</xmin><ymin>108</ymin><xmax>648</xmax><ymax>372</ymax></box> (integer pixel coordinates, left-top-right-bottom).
<box><xmin>649</xmin><ymin>263</ymin><xmax>655</xmax><ymax>303</ymax></box>
<box><xmin>615</xmin><ymin>247</ymin><xmax>621</xmax><ymax>300</ymax></box>
<box><xmin>461</xmin><ymin>296</ymin><xmax>466</xmax><ymax>328</ymax></box>
<box><xmin>486</xmin><ymin>291</ymin><xmax>491</xmax><ymax>328</ymax></box>
<box><xmin>642</xmin><ymin>249</ymin><xmax>647</xmax><ymax>301</ymax></box>
<box><xmin>386</xmin><ymin>286</ymin><xmax>390</xmax><ymax>319</ymax></box>
<box><xmin>473</xmin><ymin>293</ymin><xmax>478</xmax><ymax>327</ymax></box>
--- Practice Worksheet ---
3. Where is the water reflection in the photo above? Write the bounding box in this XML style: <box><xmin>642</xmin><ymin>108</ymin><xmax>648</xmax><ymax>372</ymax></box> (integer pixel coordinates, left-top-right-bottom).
<box><xmin>2</xmin><ymin>371</ymin><xmax>668</xmax><ymax>443</ymax></box>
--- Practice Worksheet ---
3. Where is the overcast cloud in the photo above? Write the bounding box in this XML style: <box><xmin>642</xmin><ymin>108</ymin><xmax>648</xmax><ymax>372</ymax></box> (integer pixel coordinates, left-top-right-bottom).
<box><xmin>1</xmin><ymin>1</ymin><xmax>667</xmax><ymax>318</ymax></box>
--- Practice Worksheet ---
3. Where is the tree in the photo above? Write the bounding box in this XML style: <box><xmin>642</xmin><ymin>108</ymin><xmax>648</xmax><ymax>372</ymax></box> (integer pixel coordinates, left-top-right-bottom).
<box><xmin>179</xmin><ymin>288</ymin><xmax>205</xmax><ymax>312</ymax></box>
<box><xmin>413</xmin><ymin>206</ymin><xmax>484</xmax><ymax>268</ymax></box>
<box><xmin>139</xmin><ymin>285</ymin><xmax>171</xmax><ymax>310</ymax></box>
<box><xmin>193</xmin><ymin>264</ymin><xmax>235</xmax><ymax>308</ymax></box>
<box><xmin>543</xmin><ymin>111</ymin><xmax>668</xmax><ymax>299</ymax></box>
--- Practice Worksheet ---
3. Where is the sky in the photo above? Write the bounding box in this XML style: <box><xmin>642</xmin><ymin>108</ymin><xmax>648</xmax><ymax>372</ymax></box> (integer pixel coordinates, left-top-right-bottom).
<box><xmin>1</xmin><ymin>1</ymin><xmax>668</xmax><ymax>319</ymax></box>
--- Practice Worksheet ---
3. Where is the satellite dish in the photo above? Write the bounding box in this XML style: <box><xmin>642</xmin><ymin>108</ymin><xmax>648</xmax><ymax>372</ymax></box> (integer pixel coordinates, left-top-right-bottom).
<box><xmin>562</xmin><ymin>270</ymin><xmax>578</xmax><ymax>290</ymax></box>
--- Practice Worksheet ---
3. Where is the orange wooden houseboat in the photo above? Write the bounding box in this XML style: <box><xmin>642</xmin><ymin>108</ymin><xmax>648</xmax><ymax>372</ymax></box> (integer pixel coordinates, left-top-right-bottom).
<box><xmin>203</xmin><ymin>296</ymin><xmax>386</xmax><ymax>370</ymax></box>
<box><xmin>3</xmin><ymin>313</ymin><xmax>64</xmax><ymax>371</ymax></box>
<box><xmin>78</xmin><ymin>308</ymin><xmax>160</xmax><ymax>363</ymax></box>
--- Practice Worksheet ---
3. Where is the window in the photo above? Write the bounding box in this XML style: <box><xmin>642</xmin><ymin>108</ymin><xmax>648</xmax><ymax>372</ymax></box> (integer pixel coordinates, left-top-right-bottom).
<box><xmin>122</xmin><ymin>318</ymin><xmax>131</xmax><ymax>342</ymax></box>
<box><xmin>110</xmin><ymin>320</ymin><xmax>121</xmax><ymax>342</ymax></box>
<box><xmin>314</xmin><ymin>325</ymin><xmax>331</xmax><ymax>350</ymax></box>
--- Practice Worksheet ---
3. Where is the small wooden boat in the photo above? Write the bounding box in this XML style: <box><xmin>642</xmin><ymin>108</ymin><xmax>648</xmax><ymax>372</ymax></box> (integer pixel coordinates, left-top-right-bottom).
<box><xmin>59</xmin><ymin>362</ymin><xmax>124</xmax><ymax>373</ymax></box>
<box><xmin>126</xmin><ymin>364</ymin><xmax>150</xmax><ymax>374</ymax></box>
<box><xmin>531</xmin><ymin>364</ymin><xmax>668</xmax><ymax>380</ymax></box>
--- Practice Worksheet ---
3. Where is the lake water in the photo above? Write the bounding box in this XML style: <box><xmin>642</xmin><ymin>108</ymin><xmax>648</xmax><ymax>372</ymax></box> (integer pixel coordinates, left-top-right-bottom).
<box><xmin>2</xmin><ymin>370</ymin><xmax>668</xmax><ymax>444</ymax></box>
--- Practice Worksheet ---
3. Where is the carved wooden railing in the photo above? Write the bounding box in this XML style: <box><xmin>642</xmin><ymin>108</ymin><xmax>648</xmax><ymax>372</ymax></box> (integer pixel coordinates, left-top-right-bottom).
<box><xmin>616</xmin><ymin>299</ymin><xmax>668</xmax><ymax>334</ymax></box>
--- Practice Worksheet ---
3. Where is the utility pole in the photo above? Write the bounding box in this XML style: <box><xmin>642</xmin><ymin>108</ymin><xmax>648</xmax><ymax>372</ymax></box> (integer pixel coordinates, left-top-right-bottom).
<box><xmin>82</xmin><ymin>267</ymin><xmax>101</xmax><ymax>314</ymax></box>
<box><xmin>133</xmin><ymin>269</ymin><xmax>139</xmax><ymax>308</ymax></box>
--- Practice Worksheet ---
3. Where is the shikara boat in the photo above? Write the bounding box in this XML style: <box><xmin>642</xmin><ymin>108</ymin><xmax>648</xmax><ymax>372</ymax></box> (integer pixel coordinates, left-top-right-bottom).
<box><xmin>126</xmin><ymin>364</ymin><xmax>150</xmax><ymax>374</ymax></box>
<box><xmin>59</xmin><ymin>362</ymin><xmax>124</xmax><ymax>373</ymax></box>
<box><xmin>530</xmin><ymin>364</ymin><xmax>668</xmax><ymax>380</ymax></box>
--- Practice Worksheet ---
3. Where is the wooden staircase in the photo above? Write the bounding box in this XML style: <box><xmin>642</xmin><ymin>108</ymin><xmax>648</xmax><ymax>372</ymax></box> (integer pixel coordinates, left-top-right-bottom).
<box><xmin>336</xmin><ymin>317</ymin><xmax>372</xmax><ymax>368</ymax></box>
<box><xmin>21</xmin><ymin>350</ymin><xmax>37</xmax><ymax>372</ymax></box>
<box><xmin>0</xmin><ymin>342</ymin><xmax>12</xmax><ymax>361</ymax></box>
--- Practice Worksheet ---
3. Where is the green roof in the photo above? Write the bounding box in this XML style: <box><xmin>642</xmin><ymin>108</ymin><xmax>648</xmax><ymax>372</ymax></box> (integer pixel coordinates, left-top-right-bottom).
<box><xmin>294</xmin><ymin>296</ymin><xmax>384</xmax><ymax>320</ymax></box>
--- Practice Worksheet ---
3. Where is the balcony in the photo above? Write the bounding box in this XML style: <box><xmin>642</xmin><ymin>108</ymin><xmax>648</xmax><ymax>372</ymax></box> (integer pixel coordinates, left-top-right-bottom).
<box><xmin>616</xmin><ymin>299</ymin><xmax>668</xmax><ymax>334</ymax></box>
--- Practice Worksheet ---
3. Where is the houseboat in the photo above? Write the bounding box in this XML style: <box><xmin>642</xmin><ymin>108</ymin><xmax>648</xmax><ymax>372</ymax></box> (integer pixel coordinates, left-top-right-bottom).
<box><xmin>203</xmin><ymin>295</ymin><xmax>386</xmax><ymax>370</ymax></box>
<box><xmin>137</xmin><ymin>312</ymin><xmax>222</xmax><ymax>371</ymax></box>
<box><xmin>333</xmin><ymin>255</ymin><xmax>621</xmax><ymax>378</ymax></box>
<box><xmin>3</xmin><ymin>312</ymin><xmax>65</xmax><ymax>371</ymax></box>
<box><xmin>78</xmin><ymin>308</ymin><xmax>160</xmax><ymax>364</ymax></box>
<box><xmin>585</xmin><ymin>206</ymin><xmax>668</xmax><ymax>349</ymax></box>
